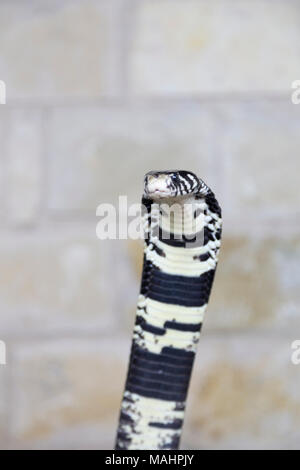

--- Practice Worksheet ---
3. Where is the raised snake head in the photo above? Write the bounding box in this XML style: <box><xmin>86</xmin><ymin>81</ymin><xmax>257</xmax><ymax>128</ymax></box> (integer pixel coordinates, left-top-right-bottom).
<box><xmin>144</xmin><ymin>170</ymin><xmax>208</xmax><ymax>199</ymax></box>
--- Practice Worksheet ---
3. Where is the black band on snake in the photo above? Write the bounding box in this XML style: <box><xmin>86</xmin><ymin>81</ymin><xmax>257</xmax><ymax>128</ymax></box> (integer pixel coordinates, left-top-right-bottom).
<box><xmin>115</xmin><ymin>170</ymin><xmax>222</xmax><ymax>450</ymax></box>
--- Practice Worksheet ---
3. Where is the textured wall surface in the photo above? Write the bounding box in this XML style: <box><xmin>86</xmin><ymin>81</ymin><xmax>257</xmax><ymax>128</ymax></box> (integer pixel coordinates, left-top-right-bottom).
<box><xmin>0</xmin><ymin>0</ymin><xmax>299</xmax><ymax>449</ymax></box>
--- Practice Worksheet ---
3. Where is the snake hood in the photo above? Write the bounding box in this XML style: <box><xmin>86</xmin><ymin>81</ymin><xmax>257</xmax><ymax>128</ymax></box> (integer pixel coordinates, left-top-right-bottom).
<box><xmin>144</xmin><ymin>170</ymin><xmax>210</xmax><ymax>200</ymax></box>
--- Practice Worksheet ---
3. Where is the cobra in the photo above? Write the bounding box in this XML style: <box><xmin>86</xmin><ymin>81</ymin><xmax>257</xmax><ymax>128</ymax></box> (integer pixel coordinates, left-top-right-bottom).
<box><xmin>115</xmin><ymin>170</ymin><xmax>222</xmax><ymax>450</ymax></box>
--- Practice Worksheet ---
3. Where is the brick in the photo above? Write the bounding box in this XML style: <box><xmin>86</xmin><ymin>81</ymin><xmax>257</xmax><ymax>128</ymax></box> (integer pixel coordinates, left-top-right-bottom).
<box><xmin>0</xmin><ymin>0</ymin><xmax>116</xmax><ymax>100</ymax></box>
<box><xmin>183</xmin><ymin>335</ymin><xmax>300</xmax><ymax>449</ymax></box>
<box><xmin>6</xmin><ymin>109</ymin><xmax>42</xmax><ymax>225</ymax></box>
<box><xmin>216</xmin><ymin>101</ymin><xmax>300</xmax><ymax>220</ymax></box>
<box><xmin>9</xmin><ymin>338</ymin><xmax>128</xmax><ymax>448</ymax></box>
<box><xmin>111</xmin><ymin>240</ymin><xmax>143</xmax><ymax>333</ymax></box>
<box><xmin>207</xmin><ymin>237</ymin><xmax>279</xmax><ymax>330</ymax></box>
<box><xmin>7</xmin><ymin>422</ymin><xmax>117</xmax><ymax>450</ymax></box>
<box><xmin>130</xmin><ymin>0</ymin><xmax>300</xmax><ymax>94</ymax></box>
<box><xmin>47</xmin><ymin>104</ymin><xmax>215</xmax><ymax>212</ymax></box>
<box><xmin>0</xmin><ymin>231</ymin><xmax>113</xmax><ymax>335</ymax></box>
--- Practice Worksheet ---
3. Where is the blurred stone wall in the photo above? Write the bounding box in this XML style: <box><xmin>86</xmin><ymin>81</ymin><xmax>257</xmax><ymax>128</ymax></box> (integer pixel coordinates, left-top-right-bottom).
<box><xmin>0</xmin><ymin>0</ymin><xmax>300</xmax><ymax>449</ymax></box>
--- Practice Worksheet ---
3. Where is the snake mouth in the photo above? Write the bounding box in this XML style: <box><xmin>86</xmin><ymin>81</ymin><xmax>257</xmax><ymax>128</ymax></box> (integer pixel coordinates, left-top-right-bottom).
<box><xmin>146</xmin><ymin>188</ymin><xmax>173</xmax><ymax>198</ymax></box>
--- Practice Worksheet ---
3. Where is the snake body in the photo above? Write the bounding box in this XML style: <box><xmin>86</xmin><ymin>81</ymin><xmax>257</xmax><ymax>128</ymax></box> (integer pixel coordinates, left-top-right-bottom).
<box><xmin>115</xmin><ymin>170</ymin><xmax>222</xmax><ymax>450</ymax></box>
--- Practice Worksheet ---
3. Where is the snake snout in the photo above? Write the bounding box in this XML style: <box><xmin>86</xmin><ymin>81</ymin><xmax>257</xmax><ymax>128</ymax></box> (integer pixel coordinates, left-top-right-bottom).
<box><xmin>145</xmin><ymin>172</ymin><xmax>173</xmax><ymax>198</ymax></box>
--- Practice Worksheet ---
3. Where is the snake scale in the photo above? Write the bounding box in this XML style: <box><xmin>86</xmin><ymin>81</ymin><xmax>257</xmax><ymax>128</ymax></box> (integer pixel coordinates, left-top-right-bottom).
<box><xmin>115</xmin><ymin>170</ymin><xmax>222</xmax><ymax>450</ymax></box>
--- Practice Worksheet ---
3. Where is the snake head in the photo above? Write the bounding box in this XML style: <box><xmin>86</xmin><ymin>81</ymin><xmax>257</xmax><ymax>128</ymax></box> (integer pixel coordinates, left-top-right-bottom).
<box><xmin>144</xmin><ymin>170</ymin><xmax>204</xmax><ymax>199</ymax></box>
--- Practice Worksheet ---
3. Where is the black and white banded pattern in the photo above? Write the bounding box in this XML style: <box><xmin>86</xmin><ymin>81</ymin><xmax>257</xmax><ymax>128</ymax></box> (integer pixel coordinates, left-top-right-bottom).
<box><xmin>115</xmin><ymin>170</ymin><xmax>222</xmax><ymax>450</ymax></box>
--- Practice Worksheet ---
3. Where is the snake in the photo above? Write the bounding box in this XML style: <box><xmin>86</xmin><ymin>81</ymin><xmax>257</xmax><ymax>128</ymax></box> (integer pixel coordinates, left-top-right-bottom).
<box><xmin>115</xmin><ymin>170</ymin><xmax>222</xmax><ymax>450</ymax></box>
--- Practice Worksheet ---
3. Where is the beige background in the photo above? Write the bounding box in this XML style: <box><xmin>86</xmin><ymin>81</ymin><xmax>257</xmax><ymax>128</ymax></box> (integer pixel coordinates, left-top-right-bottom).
<box><xmin>0</xmin><ymin>0</ymin><xmax>300</xmax><ymax>449</ymax></box>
